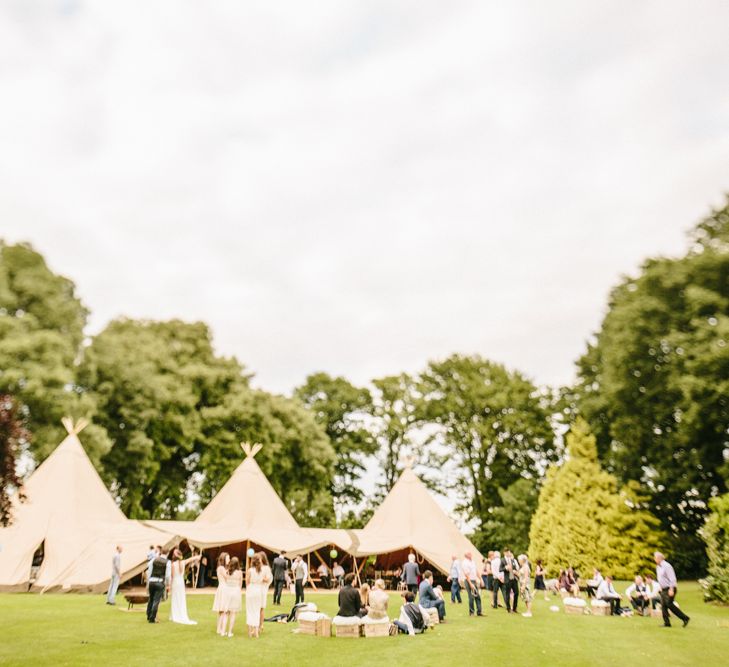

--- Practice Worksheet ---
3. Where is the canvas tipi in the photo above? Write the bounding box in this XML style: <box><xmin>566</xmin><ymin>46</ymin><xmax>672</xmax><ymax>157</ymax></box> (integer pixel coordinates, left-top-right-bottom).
<box><xmin>0</xmin><ymin>418</ymin><xmax>173</xmax><ymax>593</ymax></box>
<box><xmin>353</xmin><ymin>461</ymin><xmax>484</xmax><ymax>574</ymax></box>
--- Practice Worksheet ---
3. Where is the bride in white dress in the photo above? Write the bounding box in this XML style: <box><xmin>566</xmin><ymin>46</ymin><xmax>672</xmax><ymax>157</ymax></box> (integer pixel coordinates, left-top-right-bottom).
<box><xmin>169</xmin><ymin>548</ymin><xmax>201</xmax><ymax>625</ymax></box>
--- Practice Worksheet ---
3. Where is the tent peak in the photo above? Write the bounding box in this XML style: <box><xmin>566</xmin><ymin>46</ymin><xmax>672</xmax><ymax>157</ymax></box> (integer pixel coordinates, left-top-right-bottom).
<box><xmin>401</xmin><ymin>455</ymin><xmax>416</xmax><ymax>470</ymax></box>
<box><xmin>241</xmin><ymin>442</ymin><xmax>263</xmax><ymax>459</ymax></box>
<box><xmin>61</xmin><ymin>417</ymin><xmax>89</xmax><ymax>436</ymax></box>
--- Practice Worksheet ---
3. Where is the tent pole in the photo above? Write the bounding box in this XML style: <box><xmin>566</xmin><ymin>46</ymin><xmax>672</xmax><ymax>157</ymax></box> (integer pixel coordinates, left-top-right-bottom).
<box><xmin>307</xmin><ymin>552</ymin><xmax>317</xmax><ymax>590</ymax></box>
<box><xmin>246</xmin><ymin>540</ymin><xmax>250</xmax><ymax>573</ymax></box>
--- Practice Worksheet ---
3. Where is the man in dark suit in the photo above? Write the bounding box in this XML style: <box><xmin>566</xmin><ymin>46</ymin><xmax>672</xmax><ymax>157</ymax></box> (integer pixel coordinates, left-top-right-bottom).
<box><xmin>500</xmin><ymin>549</ymin><xmax>519</xmax><ymax>613</ymax></box>
<box><xmin>272</xmin><ymin>553</ymin><xmax>288</xmax><ymax>605</ymax></box>
<box><xmin>419</xmin><ymin>570</ymin><xmax>446</xmax><ymax>621</ymax></box>
<box><xmin>337</xmin><ymin>573</ymin><xmax>363</xmax><ymax>617</ymax></box>
<box><xmin>402</xmin><ymin>553</ymin><xmax>420</xmax><ymax>594</ymax></box>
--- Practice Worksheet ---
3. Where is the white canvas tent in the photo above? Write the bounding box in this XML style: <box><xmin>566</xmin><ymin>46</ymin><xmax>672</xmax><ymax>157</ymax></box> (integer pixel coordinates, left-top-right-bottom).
<box><xmin>0</xmin><ymin>418</ymin><xmax>175</xmax><ymax>593</ymax></box>
<box><xmin>144</xmin><ymin>443</ymin><xmax>355</xmax><ymax>557</ymax></box>
<box><xmin>353</xmin><ymin>463</ymin><xmax>484</xmax><ymax>575</ymax></box>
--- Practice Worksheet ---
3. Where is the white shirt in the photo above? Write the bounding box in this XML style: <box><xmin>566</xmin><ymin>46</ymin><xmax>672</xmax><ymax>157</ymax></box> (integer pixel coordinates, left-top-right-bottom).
<box><xmin>646</xmin><ymin>580</ymin><xmax>660</xmax><ymax>598</ymax></box>
<box><xmin>332</xmin><ymin>565</ymin><xmax>345</xmax><ymax>577</ymax></box>
<box><xmin>294</xmin><ymin>560</ymin><xmax>308</xmax><ymax>581</ymax></box>
<box><xmin>491</xmin><ymin>557</ymin><xmax>502</xmax><ymax>582</ymax></box>
<box><xmin>449</xmin><ymin>560</ymin><xmax>462</xmax><ymax>580</ymax></box>
<box><xmin>597</xmin><ymin>580</ymin><xmax>619</xmax><ymax>599</ymax></box>
<box><xmin>461</xmin><ymin>558</ymin><xmax>478</xmax><ymax>582</ymax></box>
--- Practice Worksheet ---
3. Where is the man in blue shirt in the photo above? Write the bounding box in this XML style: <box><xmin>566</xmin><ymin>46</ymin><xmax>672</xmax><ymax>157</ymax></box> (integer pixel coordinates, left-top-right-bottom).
<box><xmin>654</xmin><ymin>552</ymin><xmax>689</xmax><ymax>628</ymax></box>
<box><xmin>419</xmin><ymin>570</ymin><xmax>446</xmax><ymax>621</ymax></box>
<box><xmin>447</xmin><ymin>555</ymin><xmax>462</xmax><ymax>604</ymax></box>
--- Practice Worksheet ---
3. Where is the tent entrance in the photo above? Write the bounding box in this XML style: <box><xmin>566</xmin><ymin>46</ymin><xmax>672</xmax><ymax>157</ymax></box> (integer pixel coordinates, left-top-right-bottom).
<box><xmin>357</xmin><ymin>548</ymin><xmax>444</xmax><ymax>590</ymax></box>
<box><xmin>29</xmin><ymin>541</ymin><xmax>45</xmax><ymax>588</ymax></box>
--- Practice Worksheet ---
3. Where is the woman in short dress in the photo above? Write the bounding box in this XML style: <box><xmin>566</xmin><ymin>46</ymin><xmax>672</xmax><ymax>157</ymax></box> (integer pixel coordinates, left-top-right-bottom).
<box><xmin>534</xmin><ymin>559</ymin><xmax>547</xmax><ymax>600</ymax></box>
<box><xmin>518</xmin><ymin>554</ymin><xmax>533</xmax><ymax>618</ymax></box>
<box><xmin>221</xmin><ymin>557</ymin><xmax>243</xmax><ymax>637</ymax></box>
<box><xmin>213</xmin><ymin>552</ymin><xmax>230</xmax><ymax>635</ymax></box>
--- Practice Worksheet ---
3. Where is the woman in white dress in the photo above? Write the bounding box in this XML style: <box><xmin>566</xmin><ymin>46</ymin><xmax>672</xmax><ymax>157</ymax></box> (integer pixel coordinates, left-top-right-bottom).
<box><xmin>220</xmin><ymin>557</ymin><xmax>243</xmax><ymax>637</ymax></box>
<box><xmin>169</xmin><ymin>548</ymin><xmax>201</xmax><ymax>625</ymax></box>
<box><xmin>212</xmin><ymin>552</ymin><xmax>230</xmax><ymax>635</ymax></box>
<box><xmin>245</xmin><ymin>553</ymin><xmax>272</xmax><ymax>638</ymax></box>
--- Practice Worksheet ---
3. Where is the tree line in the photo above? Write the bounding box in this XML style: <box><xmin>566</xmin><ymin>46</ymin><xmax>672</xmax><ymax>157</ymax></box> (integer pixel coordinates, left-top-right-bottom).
<box><xmin>1</xmin><ymin>199</ymin><xmax>727</xmax><ymax>576</ymax></box>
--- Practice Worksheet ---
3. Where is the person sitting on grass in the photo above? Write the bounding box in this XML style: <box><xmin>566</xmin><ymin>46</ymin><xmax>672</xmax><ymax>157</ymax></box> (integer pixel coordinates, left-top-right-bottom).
<box><xmin>418</xmin><ymin>570</ymin><xmax>446</xmax><ymax>622</ymax></box>
<box><xmin>394</xmin><ymin>591</ymin><xmax>427</xmax><ymax>635</ymax></box>
<box><xmin>626</xmin><ymin>575</ymin><xmax>650</xmax><ymax>615</ymax></box>
<box><xmin>337</xmin><ymin>573</ymin><xmax>364</xmax><ymax>618</ymax></box>
<box><xmin>597</xmin><ymin>575</ymin><xmax>622</xmax><ymax>616</ymax></box>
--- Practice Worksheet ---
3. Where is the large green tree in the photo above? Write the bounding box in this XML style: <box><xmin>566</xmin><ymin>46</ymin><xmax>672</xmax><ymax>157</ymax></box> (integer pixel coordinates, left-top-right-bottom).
<box><xmin>529</xmin><ymin>419</ymin><xmax>664</xmax><ymax>580</ymax></box>
<box><xmin>418</xmin><ymin>354</ymin><xmax>556</xmax><ymax>529</ymax></box>
<box><xmin>294</xmin><ymin>373</ymin><xmax>375</xmax><ymax>509</ymax></box>
<box><xmin>370</xmin><ymin>374</ymin><xmax>420</xmax><ymax>495</ymax></box>
<box><xmin>576</xmin><ymin>201</ymin><xmax>729</xmax><ymax>573</ymax></box>
<box><xmin>474</xmin><ymin>478</ymin><xmax>539</xmax><ymax>556</ymax></box>
<box><xmin>198</xmin><ymin>388</ymin><xmax>336</xmax><ymax>527</ymax></box>
<box><xmin>77</xmin><ymin>318</ymin><xmax>245</xmax><ymax>518</ymax></box>
<box><xmin>0</xmin><ymin>394</ymin><xmax>28</xmax><ymax>526</ymax></box>
<box><xmin>0</xmin><ymin>242</ymin><xmax>109</xmax><ymax>462</ymax></box>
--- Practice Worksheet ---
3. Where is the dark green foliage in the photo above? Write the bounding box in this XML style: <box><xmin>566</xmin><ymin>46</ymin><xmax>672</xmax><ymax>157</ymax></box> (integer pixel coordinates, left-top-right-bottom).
<box><xmin>294</xmin><ymin>373</ymin><xmax>375</xmax><ymax>508</ymax></box>
<box><xmin>0</xmin><ymin>394</ymin><xmax>28</xmax><ymax>526</ymax></box>
<box><xmin>575</xmin><ymin>201</ymin><xmax>729</xmax><ymax>574</ymax></box>
<box><xmin>77</xmin><ymin>318</ymin><xmax>247</xmax><ymax>518</ymax></box>
<box><xmin>418</xmin><ymin>354</ymin><xmax>556</xmax><ymax>530</ymax></box>
<box><xmin>474</xmin><ymin>478</ymin><xmax>539</xmax><ymax>556</ymax></box>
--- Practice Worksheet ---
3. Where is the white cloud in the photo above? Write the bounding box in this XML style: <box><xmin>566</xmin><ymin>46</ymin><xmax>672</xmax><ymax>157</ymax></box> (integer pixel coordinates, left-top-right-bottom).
<box><xmin>1</xmin><ymin>0</ymin><xmax>728</xmax><ymax>394</ymax></box>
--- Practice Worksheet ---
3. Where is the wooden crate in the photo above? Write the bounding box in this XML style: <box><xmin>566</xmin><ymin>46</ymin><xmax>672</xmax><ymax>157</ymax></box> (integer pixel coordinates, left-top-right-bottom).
<box><xmin>590</xmin><ymin>604</ymin><xmax>610</xmax><ymax>616</ymax></box>
<box><xmin>363</xmin><ymin>623</ymin><xmax>390</xmax><ymax>638</ymax></box>
<box><xmin>651</xmin><ymin>608</ymin><xmax>663</xmax><ymax>618</ymax></box>
<box><xmin>564</xmin><ymin>603</ymin><xmax>586</xmax><ymax>615</ymax></box>
<box><xmin>333</xmin><ymin>623</ymin><xmax>362</xmax><ymax>638</ymax></box>
<box><xmin>299</xmin><ymin>618</ymin><xmax>332</xmax><ymax>637</ymax></box>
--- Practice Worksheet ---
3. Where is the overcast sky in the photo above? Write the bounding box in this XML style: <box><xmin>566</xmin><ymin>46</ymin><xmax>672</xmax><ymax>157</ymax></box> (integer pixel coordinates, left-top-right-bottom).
<box><xmin>2</xmin><ymin>0</ymin><xmax>728</xmax><ymax>396</ymax></box>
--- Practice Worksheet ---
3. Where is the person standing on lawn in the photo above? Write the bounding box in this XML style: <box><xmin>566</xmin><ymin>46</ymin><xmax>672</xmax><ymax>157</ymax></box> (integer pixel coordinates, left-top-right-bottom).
<box><xmin>654</xmin><ymin>552</ymin><xmax>690</xmax><ymax>628</ymax></box>
<box><xmin>517</xmin><ymin>554</ymin><xmax>533</xmax><ymax>618</ymax></box>
<box><xmin>448</xmin><ymin>555</ymin><xmax>462</xmax><ymax>604</ymax></box>
<box><xmin>292</xmin><ymin>555</ymin><xmax>308</xmax><ymax>604</ymax></box>
<box><xmin>272</xmin><ymin>553</ymin><xmax>288</xmax><ymax>604</ymax></box>
<box><xmin>460</xmin><ymin>552</ymin><xmax>483</xmax><ymax>616</ymax></box>
<box><xmin>402</xmin><ymin>553</ymin><xmax>420</xmax><ymax>595</ymax></box>
<box><xmin>500</xmin><ymin>549</ymin><xmax>519</xmax><ymax>613</ymax></box>
<box><xmin>106</xmin><ymin>545</ymin><xmax>123</xmax><ymax>605</ymax></box>
<box><xmin>146</xmin><ymin>546</ymin><xmax>171</xmax><ymax>624</ymax></box>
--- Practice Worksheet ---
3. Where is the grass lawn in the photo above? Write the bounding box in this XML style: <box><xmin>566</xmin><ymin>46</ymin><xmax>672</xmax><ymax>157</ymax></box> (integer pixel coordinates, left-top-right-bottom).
<box><xmin>1</xmin><ymin>582</ymin><xmax>727</xmax><ymax>666</ymax></box>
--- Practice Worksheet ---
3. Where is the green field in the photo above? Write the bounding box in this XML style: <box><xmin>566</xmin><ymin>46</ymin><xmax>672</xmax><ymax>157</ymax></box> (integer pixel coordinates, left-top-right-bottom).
<box><xmin>1</xmin><ymin>583</ymin><xmax>727</xmax><ymax>666</ymax></box>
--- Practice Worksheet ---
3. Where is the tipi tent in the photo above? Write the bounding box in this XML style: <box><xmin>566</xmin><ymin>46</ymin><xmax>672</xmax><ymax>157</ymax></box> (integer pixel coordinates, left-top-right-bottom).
<box><xmin>353</xmin><ymin>463</ymin><xmax>484</xmax><ymax>575</ymax></box>
<box><xmin>144</xmin><ymin>443</ymin><xmax>352</xmax><ymax>555</ymax></box>
<box><xmin>0</xmin><ymin>418</ymin><xmax>174</xmax><ymax>593</ymax></box>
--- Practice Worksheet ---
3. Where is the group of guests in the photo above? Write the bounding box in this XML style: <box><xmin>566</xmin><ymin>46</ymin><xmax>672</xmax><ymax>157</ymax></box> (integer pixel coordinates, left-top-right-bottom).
<box><xmin>334</xmin><ymin>568</ymin><xmax>444</xmax><ymax>635</ymax></box>
<box><xmin>447</xmin><ymin>550</ymin><xmax>534</xmax><ymax>618</ymax></box>
<box><xmin>583</xmin><ymin>553</ymin><xmax>690</xmax><ymax>626</ymax></box>
<box><xmin>111</xmin><ymin>545</ymin><xmax>691</xmax><ymax>633</ymax></box>
<box><xmin>212</xmin><ymin>551</ymin><xmax>273</xmax><ymax>637</ymax></box>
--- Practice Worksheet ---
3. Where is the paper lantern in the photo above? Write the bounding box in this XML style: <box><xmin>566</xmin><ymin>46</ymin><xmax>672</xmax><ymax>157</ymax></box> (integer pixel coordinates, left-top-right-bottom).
<box><xmin>330</xmin><ymin>549</ymin><xmax>338</xmax><ymax>559</ymax></box>
<box><xmin>247</xmin><ymin>548</ymin><xmax>255</xmax><ymax>558</ymax></box>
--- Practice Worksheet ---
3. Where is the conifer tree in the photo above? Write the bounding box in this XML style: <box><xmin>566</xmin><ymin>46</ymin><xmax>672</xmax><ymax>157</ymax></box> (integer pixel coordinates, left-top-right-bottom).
<box><xmin>700</xmin><ymin>493</ymin><xmax>729</xmax><ymax>603</ymax></box>
<box><xmin>529</xmin><ymin>418</ymin><xmax>664</xmax><ymax>579</ymax></box>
